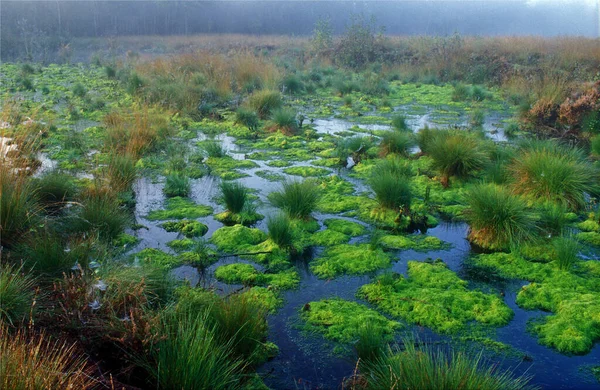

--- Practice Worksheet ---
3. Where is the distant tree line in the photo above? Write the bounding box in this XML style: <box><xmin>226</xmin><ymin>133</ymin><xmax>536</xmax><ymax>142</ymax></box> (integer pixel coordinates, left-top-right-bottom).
<box><xmin>1</xmin><ymin>0</ymin><xmax>595</xmax><ymax>60</ymax></box>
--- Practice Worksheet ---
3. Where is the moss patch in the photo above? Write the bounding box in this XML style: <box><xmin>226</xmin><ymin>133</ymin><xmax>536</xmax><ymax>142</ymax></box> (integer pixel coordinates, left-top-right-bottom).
<box><xmin>160</xmin><ymin>220</ymin><xmax>208</xmax><ymax>237</ymax></box>
<box><xmin>147</xmin><ymin>197</ymin><xmax>213</xmax><ymax>221</ymax></box>
<box><xmin>167</xmin><ymin>238</ymin><xmax>196</xmax><ymax>252</ymax></box>
<box><xmin>214</xmin><ymin>210</ymin><xmax>264</xmax><ymax>226</ymax></box>
<box><xmin>323</xmin><ymin>219</ymin><xmax>366</xmax><ymax>236</ymax></box>
<box><xmin>214</xmin><ymin>263</ymin><xmax>299</xmax><ymax>290</ymax></box>
<box><xmin>242</xmin><ymin>286</ymin><xmax>283</xmax><ymax>313</ymax></box>
<box><xmin>311</xmin><ymin>244</ymin><xmax>392</xmax><ymax>279</ymax></box>
<box><xmin>358</xmin><ymin>261</ymin><xmax>513</xmax><ymax>334</ymax></box>
<box><xmin>255</xmin><ymin>170</ymin><xmax>286</xmax><ymax>182</ymax></box>
<box><xmin>310</xmin><ymin>229</ymin><xmax>351</xmax><ymax>246</ymax></box>
<box><xmin>283</xmin><ymin>166</ymin><xmax>331</xmax><ymax>177</ymax></box>
<box><xmin>131</xmin><ymin>248</ymin><xmax>181</xmax><ymax>269</ymax></box>
<box><xmin>211</xmin><ymin>225</ymin><xmax>267</xmax><ymax>253</ymax></box>
<box><xmin>300</xmin><ymin>298</ymin><xmax>400</xmax><ymax>343</ymax></box>
<box><xmin>379</xmin><ymin>234</ymin><xmax>448</xmax><ymax>251</ymax></box>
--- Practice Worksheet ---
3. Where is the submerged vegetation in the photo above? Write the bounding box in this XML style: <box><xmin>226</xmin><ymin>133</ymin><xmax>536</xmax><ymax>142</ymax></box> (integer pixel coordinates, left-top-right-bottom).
<box><xmin>0</xmin><ymin>19</ymin><xmax>599</xmax><ymax>389</ymax></box>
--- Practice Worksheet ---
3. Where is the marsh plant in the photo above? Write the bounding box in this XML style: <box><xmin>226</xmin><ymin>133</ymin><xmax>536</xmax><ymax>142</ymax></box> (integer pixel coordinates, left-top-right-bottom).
<box><xmin>164</xmin><ymin>173</ymin><xmax>191</xmax><ymax>198</ymax></box>
<box><xmin>202</xmin><ymin>140</ymin><xmax>227</xmax><ymax>158</ymax></box>
<box><xmin>379</xmin><ymin>131</ymin><xmax>414</xmax><ymax>157</ymax></box>
<box><xmin>235</xmin><ymin>107</ymin><xmax>260</xmax><ymax>133</ymax></box>
<box><xmin>0</xmin><ymin>264</ymin><xmax>36</xmax><ymax>325</ymax></box>
<box><xmin>357</xmin><ymin>340</ymin><xmax>534</xmax><ymax>390</ymax></box>
<box><xmin>465</xmin><ymin>184</ymin><xmax>538</xmax><ymax>250</ymax></box>
<box><xmin>553</xmin><ymin>236</ymin><xmax>579</xmax><ymax>271</ymax></box>
<box><xmin>269</xmin><ymin>180</ymin><xmax>320</xmax><ymax>220</ymax></box>
<box><xmin>105</xmin><ymin>152</ymin><xmax>137</xmax><ymax>193</ymax></box>
<box><xmin>248</xmin><ymin>89</ymin><xmax>282</xmax><ymax>119</ymax></box>
<box><xmin>369</xmin><ymin>171</ymin><xmax>412</xmax><ymax>212</ymax></box>
<box><xmin>267</xmin><ymin>213</ymin><xmax>295</xmax><ymax>250</ymax></box>
<box><xmin>32</xmin><ymin>171</ymin><xmax>77</xmax><ymax>208</ymax></box>
<box><xmin>220</xmin><ymin>181</ymin><xmax>249</xmax><ymax>214</ymax></box>
<box><xmin>391</xmin><ymin>114</ymin><xmax>410</xmax><ymax>132</ymax></box>
<box><xmin>271</xmin><ymin>108</ymin><xmax>299</xmax><ymax>135</ymax></box>
<box><xmin>0</xmin><ymin>168</ymin><xmax>39</xmax><ymax>248</ymax></box>
<box><xmin>69</xmin><ymin>189</ymin><xmax>130</xmax><ymax>241</ymax></box>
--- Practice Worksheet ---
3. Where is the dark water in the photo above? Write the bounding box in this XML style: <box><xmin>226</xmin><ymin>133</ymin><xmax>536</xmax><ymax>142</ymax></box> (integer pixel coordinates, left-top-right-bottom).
<box><xmin>126</xmin><ymin>111</ymin><xmax>599</xmax><ymax>390</ymax></box>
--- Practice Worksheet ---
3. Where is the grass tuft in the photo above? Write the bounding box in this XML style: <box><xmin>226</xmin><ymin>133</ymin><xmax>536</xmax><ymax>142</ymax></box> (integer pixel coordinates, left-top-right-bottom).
<box><xmin>269</xmin><ymin>180</ymin><xmax>320</xmax><ymax>220</ymax></box>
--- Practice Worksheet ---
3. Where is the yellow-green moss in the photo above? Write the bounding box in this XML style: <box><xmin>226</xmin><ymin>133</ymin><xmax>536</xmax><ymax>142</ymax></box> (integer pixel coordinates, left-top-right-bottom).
<box><xmin>311</xmin><ymin>244</ymin><xmax>392</xmax><ymax>279</ymax></box>
<box><xmin>214</xmin><ymin>263</ymin><xmax>299</xmax><ymax>290</ymax></box>
<box><xmin>160</xmin><ymin>220</ymin><xmax>208</xmax><ymax>237</ymax></box>
<box><xmin>310</xmin><ymin>229</ymin><xmax>350</xmax><ymax>246</ymax></box>
<box><xmin>147</xmin><ymin>197</ymin><xmax>213</xmax><ymax>221</ymax></box>
<box><xmin>379</xmin><ymin>234</ymin><xmax>447</xmax><ymax>251</ymax></box>
<box><xmin>323</xmin><ymin>219</ymin><xmax>366</xmax><ymax>236</ymax></box>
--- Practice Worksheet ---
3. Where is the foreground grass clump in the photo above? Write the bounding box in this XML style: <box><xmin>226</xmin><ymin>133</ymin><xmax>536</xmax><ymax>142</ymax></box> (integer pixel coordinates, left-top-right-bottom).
<box><xmin>163</xmin><ymin>173</ymin><xmax>191</xmax><ymax>198</ymax></box>
<box><xmin>465</xmin><ymin>184</ymin><xmax>538</xmax><ymax>251</ymax></box>
<box><xmin>311</xmin><ymin>244</ymin><xmax>391</xmax><ymax>279</ymax></box>
<box><xmin>267</xmin><ymin>213</ymin><xmax>295</xmax><ymax>250</ymax></box>
<box><xmin>147</xmin><ymin>196</ymin><xmax>213</xmax><ymax>220</ymax></box>
<box><xmin>357</xmin><ymin>340</ymin><xmax>535</xmax><ymax>390</ymax></box>
<box><xmin>33</xmin><ymin>171</ymin><xmax>77</xmax><ymax>207</ymax></box>
<box><xmin>369</xmin><ymin>170</ymin><xmax>412</xmax><ymax>212</ymax></box>
<box><xmin>271</xmin><ymin>108</ymin><xmax>299</xmax><ymax>135</ymax></box>
<box><xmin>379</xmin><ymin>131</ymin><xmax>414</xmax><ymax>157</ymax></box>
<box><xmin>0</xmin><ymin>325</ymin><xmax>95</xmax><ymax>389</ymax></box>
<box><xmin>215</xmin><ymin>181</ymin><xmax>262</xmax><ymax>226</ymax></box>
<box><xmin>214</xmin><ymin>263</ymin><xmax>299</xmax><ymax>290</ymax></box>
<box><xmin>144</xmin><ymin>311</ymin><xmax>246</xmax><ymax>390</ymax></box>
<box><xmin>248</xmin><ymin>89</ymin><xmax>282</xmax><ymax>119</ymax></box>
<box><xmin>70</xmin><ymin>189</ymin><xmax>130</xmax><ymax>241</ymax></box>
<box><xmin>269</xmin><ymin>180</ymin><xmax>320</xmax><ymax>220</ymax></box>
<box><xmin>510</xmin><ymin>140</ymin><xmax>598</xmax><ymax>210</ymax></box>
<box><xmin>0</xmin><ymin>265</ymin><xmax>36</xmax><ymax>325</ymax></box>
<box><xmin>358</xmin><ymin>261</ymin><xmax>513</xmax><ymax>333</ymax></box>
<box><xmin>427</xmin><ymin>130</ymin><xmax>488</xmax><ymax>187</ymax></box>
<box><xmin>0</xmin><ymin>168</ymin><xmax>39</xmax><ymax>247</ymax></box>
<box><xmin>300</xmin><ymin>299</ymin><xmax>400</xmax><ymax>344</ymax></box>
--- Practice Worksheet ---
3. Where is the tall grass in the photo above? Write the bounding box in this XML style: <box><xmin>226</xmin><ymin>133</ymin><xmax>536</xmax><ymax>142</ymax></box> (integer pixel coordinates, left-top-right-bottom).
<box><xmin>379</xmin><ymin>131</ymin><xmax>414</xmax><ymax>157</ymax></box>
<box><xmin>269</xmin><ymin>180</ymin><xmax>320</xmax><ymax>220</ymax></box>
<box><xmin>0</xmin><ymin>167</ymin><xmax>39</xmax><ymax>248</ymax></box>
<box><xmin>69</xmin><ymin>188</ymin><xmax>130</xmax><ymax>241</ymax></box>
<box><xmin>391</xmin><ymin>114</ymin><xmax>410</xmax><ymax>132</ymax></box>
<box><xmin>267</xmin><ymin>213</ymin><xmax>294</xmax><ymax>250</ymax></box>
<box><xmin>248</xmin><ymin>89</ymin><xmax>282</xmax><ymax>119</ymax></box>
<box><xmin>104</xmin><ymin>152</ymin><xmax>137</xmax><ymax>193</ymax></box>
<box><xmin>15</xmin><ymin>228</ymin><xmax>77</xmax><ymax>275</ymax></box>
<box><xmin>235</xmin><ymin>107</ymin><xmax>260</xmax><ymax>132</ymax></box>
<box><xmin>427</xmin><ymin>131</ymin><xmax>488</xmax><ymax>187</ymax></box>
<box><xmin>553</xmin><ymin>236</ymin><xmax>579</xmax><ymax>271</ymax></box>
<box><xmin>369</xmin><ymin>171</ymin><xmax>412</xmax><ymax>211</ymax></box>
<box><xmin>510</xmin><ymin>140</ymin><xmax>598</xmax><ymax>210</ymax></box>
<box><xmin>202</xmin><ymin>140</ymin><xmax>227</xmax><ymax>158</ymax></box>
<box><xmin>164</xmin><ymin>173</ymin><xmax>191</xmax><ymax>198</ymax></box>
<box><xmin>0</xmin><ymin>325</ymin><xmax>95</xmax><ymax>389</ymax></box>
<box><xmin>465</xmin><ymin>184</ymin><xmax>538</xmax><ymax>250</ymax></box>
<box><xmin>0</xmin><ymin>264</ymin><xmax>36</xmax><ymax>325</ymax></box>
<box><xmin>32</xmin><ymin>171</ymin><xmax>77</xmax><ymax>207</ymax></box>
<box><xmin>271</xmin><ymin>108</ymin><xmax>299</xmax><ymax>135</ymax></box>
<box><xmin>358</xmin><ymin>340</ymin><xmax>534</xmax><ymax>390</ymax></box>
<box><xmin>354</xmin><ymin>323</ymin><xmax>386</xmax><ymax>363</ymax></box>
<box><xmin>220</xmin><ymin>181</ymin><xmax>249</xmax><ymax>214</ymax></box>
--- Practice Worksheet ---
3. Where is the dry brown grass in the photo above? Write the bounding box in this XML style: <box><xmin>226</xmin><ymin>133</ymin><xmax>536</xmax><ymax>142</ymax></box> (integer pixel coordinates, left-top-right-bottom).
<box><xmin>0</xmin><ymin>324</ymin><xmax>95</xmax><ymax>390</ymax></box>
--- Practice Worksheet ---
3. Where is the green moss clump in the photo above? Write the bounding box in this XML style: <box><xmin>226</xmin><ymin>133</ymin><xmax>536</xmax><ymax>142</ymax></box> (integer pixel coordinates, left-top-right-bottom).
<box><xmin>311</xmin><ymin>229</ymin><xmax>350</xmax><ymax>246</ymax></box>
<box><xmin>255</xmin><ymin>170</ymin><xmax>286</xmax><ymax>182</ymax></box>
<box><xmin>379</xmin><ymin>234</ymin><xmax>447</xmax><ymax>251</ymax></box>
<box><xmin>283</xmin><ymin>166</ymin><xmax>331</xmax><ymax>177</ymax></box>
<box><xmin>300</xmin><ymin>298</ymin><xmax>400</xmax><ymax>343</ymax></box>
<box><xmin>160</xmin><ymin>220</ymin><xmax>208</xmax><ymax>237</ymax></box>
<box><xmin>167</xmin><ymin>238</ymin><xmax>196</xmax><ymax>252</ymax></box>
<box><xmin>131</xmin><ymin>248</ymin><xmax>181</xmax><ymax>269</ymax></box>
<box><xmin>323</xmin><ymin>219</ymin><xmax>366</xmax><ymax>236</ymax></box>
<box><xmin>147</xmin><ymin>197</ymin><xmax>213</xmax><ymax>221</ymax></box>
<box><xmin>242</xmin><ymin>287</ymin><xmax>283</xmax><ymax>313</ymax></box>
<box><xmin>211</xmin><ymin>225</ymin><xmax>267</xmax><ymax>253</ymax></box>
<box><xmin>577</xmin><ymin>219</ymin><xmax>599</xmax><ymax>232</ymax></box>
<box><xmin>214</xmin><ymin>263</ymin><xmax>299</xmax><ymax>289</ymax></box>
<box><xmin>113</xmin><ymin>233</ymin><xmax>139</xmax><ymax>249</ymax></box>
<box><xmin>358</xmin><ymin>261</ymin><xmax>513</xmax><ymax>334</ymax></box>
<box><xmin>266</xmin><ymin>160</ymin><xmax>292</xmax><ymax>168</ymax></box>
<box><xmin>312</xmin><ymin>158</ymin><xmax>343</xmax><ymax>168</ymax></box>
<box><xmin>214</xmin><ymin>210</ymin><xmax>264</xmax><ymax>226</ymax></box>
<box><xmin>311</xmin><ymin>244</ymin><xmax>392</xmax><ymax>279</ymax></box>
<box><xmin>577</xmin><ymin>231</ymin><xmax>600</xmax><ymax>246</ymax></box>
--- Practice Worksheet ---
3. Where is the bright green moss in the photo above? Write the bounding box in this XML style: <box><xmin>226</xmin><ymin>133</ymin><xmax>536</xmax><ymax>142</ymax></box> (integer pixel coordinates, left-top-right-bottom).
<box><xmin>300</xmin><ymin>298</ymin><xmax>400</xmax><ymax>343</ymax></box>
<box><xmin>113</xmin><ymin>233</ymin><xmax>139</xmax><ymax>249</ymax></box>
<box><xmin>577</xmin><ymin>232</ymin><xmax>600</xmax><ymax>246</ymax></box>
<box><xmin>205</xmin><ymin>156</ymin><xmax>258</xmax><ymax>179</ymax></box>
<box><xmin>131</xmin><ymin>248</ymin><xmax>181</xmax><ymax>269</ymax></box>
<box><xmin>147</xmin><ymin>197</ymin><xmax>213</xmax><ymax>221</ymax></box>
<box><xmin>283</xmin><ymin>166</ymin><xmax>331</xmax><ymax>177</ymax></box>
<box><xmin>214</xmin><ymin>210</ymin><xmax>264</xmax><ymax>226</ymax></box>
<box><xmin>211</xmin><ymin>225</ymin><xmax>267</xmax><ymax>253</ymax></box>
<box><xmin>577</xmin><ymin>219</ymin><xmax>599</xmax><ymax>232</ymax></box>
<box><xmin>160</xmin><ymin>220</ymin><xmax>208</xmax><ymax>237</ymax></box>
<box><xmin>379</xmin><ymin>234</ymin><xmax>447</xmax><ymax>251</ymax></box>
<box><xmin>266</xmin><ymin>160</ymin><xmax>292</xmax><ymax>168</ymax></box>
<box><xmin>312</xmin><ymin>158</ymin><xmax>342</xmax><ymax>168</ymax></box>
<box><xmin>167</xmin><ymin>238</ymin><xmax>196</xmax><ymax>252</ymax></box>
<box><xmin>311</xmin><ymin>229</ymin><xmax>350</xmax><ymax>246</ymax></box>
<box><xmin>311</xmin><ymin>244</ymin><xmax>392</xmax><ymax>279</ymax></box>
<box><xmin>323</xmin><ymin>219</ymin><xmax>366</xmax><ymax>236</ymax></box>
<box><xmin>214</xmin><ymin>263</ymin><xmax>299</xmax><ymax>289</ymax></box>
<box><xmin>358</xmin><ymin>261</ymin><xmax>513</xmax><ymax>334</ymax></box>
<box><xmin>242</xmin><ymin>286</ymin><xmax>283</xmax><ymax>313</ymax></box>
<box><xmin>255</xmin><ymin>170</ymin><xmax>286</xmax><ymax>182</ymax></box>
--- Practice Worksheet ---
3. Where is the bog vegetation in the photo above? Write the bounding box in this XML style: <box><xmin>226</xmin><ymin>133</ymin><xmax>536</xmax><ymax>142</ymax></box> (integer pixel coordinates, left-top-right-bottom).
<box><xmin>1</xmin><ymin>15</ymin><xmax>599</xmax><ymax>390</ymax></box>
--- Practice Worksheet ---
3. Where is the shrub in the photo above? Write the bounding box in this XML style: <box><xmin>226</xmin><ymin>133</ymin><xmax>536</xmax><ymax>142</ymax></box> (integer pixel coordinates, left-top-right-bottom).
<box><xmin>469</xmin><ymin>108</ymin><xmax>485</xmax><ymax>127</ymax></box>
<box><xmin>33</xmin><ymin>171</ymin><xmax>77</xmax><ymax>207</ymax></box>
<box><xmin>428</xmin><ymin>131</ymin><xmax>488</xmax><ymax>187</ymax></box>
<box><xmin>465</xmin><ymin>184</ymin><xmax>538</xmax><ymax>251</ymax></box>
<box><xmin>164</xmin><ymin>173</ymin><xmax>191</xmax><ymax>198</ymax></box>
<box><xmin>369</xmin><ymin>171</ymin><xmax>412</xmax><ymax>211</ymax></box>
<box><xmin>269</xmin><ymin>180</ymin><xmax>320</xmax><ymax>220</ymax></box>
<box><xmin>70</xmin><ymin>190</ymin><xmax>130</xmax><ymax>241</ymax></box>
<box><xmin>335</xmin><ymin>14</ymin><xmax>384</xmax><ymax>69</ymax></box>
<box><xmin>360</xmin><ymin>340</ymin><xmax>534</xmax><ymax>390</ymax></box>
<box><xmin>248</xmin><ymin>90</ymin><xmax>282</xmax><ymax>119</ymax></box>
<box><xmin>379</xmin><ymin>131</ymin><xmax>414</xmax><ymax>157</ymax></box>
<box><xmin>71</xmin><ymin>83</ymin><xmax>87</xmax><ymax>98</ymax></box>
<box><xmin>0</xmin><ymin>325</ymin><xmax>95</xmax><ymax>389</ymax></box>
<box><xmin>282</xmin><ymin>74</ymin><xmax>304</xmax><ymax>94</ymax></box>
<box><xmin>235</xmin><ymin>108</ymin><xmax>260</xmax><ymax>132</ymax></box>
<box><xmin>202</xmin><ymin>140</ymin><xmax>227</xmax><ymax>158</ymax></box>
<box><xmin>510</xmin><ymin>140</ymin><xmax>598</xmax><ymax>210</ymax></box>
<box><xmin>452</xmin><ymin>83</ymin><xmax>470</xmax><ymax>101</ymax></box>
<box><xmin>267</xmin><ymin>213</ymin><xmax>294</xmax><ymax>249</ymax></box>
<box><xmin>15</xmin><ymin>229</ymin><xmax>77</xmax><ymax>274</ymax></box>
<box><xmin>104</xmin><ymin>65</ymin><xmax>116</xmax><ymax>78</ymax></box>
<box><xmin>553</xmin><ymin>236</ymin><xmax>579</xmax><ymax>271</ymax></box>
<box><xmin>271</xmin><ymin>108</ymin><xmax>299</xmax><ymax>135</ymax></box>
<box><xmin>143</xmin><ymin>311</ymin><xmax>245</xmax><ymax>390</ymax></box>
<box><xmin>391</xmin><ymin>114</ymin><xmax>410</xmax><ymax>132</ymax></box>
<box><xmin>0</xmin><ymin>264</ymin><xmax>36</xmax><ymax>325</ymax></box>
<box><xmin>220</xmin><ymin>181</ymin><xmax>248</xmax><ymax>214</ymax></box>
<box><xmin>105</xmin><ymin>152</ymin><xmax>137</xmax><ymax>193</ymax></box>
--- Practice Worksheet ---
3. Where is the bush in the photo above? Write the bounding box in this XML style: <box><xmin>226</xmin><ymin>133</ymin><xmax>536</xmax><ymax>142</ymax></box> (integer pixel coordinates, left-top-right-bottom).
<box><xmin>235</xmin><ymin>108</ymin><xmax>260</xmax><ymax>132</ymax></box>
<box><xmin>428</xmin><ymin>131</ymin><xmax>488</xmax><ymax>187</ymax></box>
<box><xmin>510</xmin><ymin>140</ymin><xmax>598</xmax><ymax>210</ymax></box>
<box><xmin>360</xmin><ymin>340</ymin><xmax>534</xmax><ymax>390</ymax></box>
<box><xmin>271</xmin><ymin>108</ymin><xmax>299</xmax><ymax>134</ymax></box>
<box><xmin>71</xmin><ymin>83</ymin><xmax>87</xmax><ymax>98</ymax></box>
<box><xmin>269</xmin><ymin>180</ymin><xmax>320</xmax><ymax>220</ymax></box>
<box><xmin>369</xmin><ymin>171</ymin><xmax>412</xmax><ymax>211</ymax></box>
<box><xmin>220</xmin><ymin>181</ymin><xmax>249</xmax><ymax>214</ymax></box>
<box><xmin>0</xmin><ymin>264</ymin><xmax>35</xmax><ymax>325</ymax></box>
<box><xmin>465</xmin><ymin>184</ymin><xmax>538</xmax><ymax>251</ymax></box>
<box><xmin>164</xmin><ymin>173</ymin><xmax>191</xmax><ymax>198</ymax></box>
<box><xmin>248</xmin><ymin>90</ymin><xmax>282</xmax><ymax>119</ymax></box>
<box><xmin>267</xmin><ymin>213</ymin><xmax>294</xmax><ymax>250</ymax></box>
<box><xmin>282</xmin><ymin>74</ymin><xmax>304</xmax><ymax>94</ymax></box>
<box><xmin>335</xmin><ymin>14</ymin><xmax>384</xmax><ymax>69</ymax></box>
<box><xmin>0</xmin><ymin>325</ymin><xmax>95</xmax><ymax>389</ymax></box>
<box><xmin>379</xmin><ymin>131</ymin><xmax>414</xmax><ymax>157</ymax></box>
<box><xmin>143</xmin><ymin>311</ymin><xmax>245</xmax><ymax>390</ymax></box>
